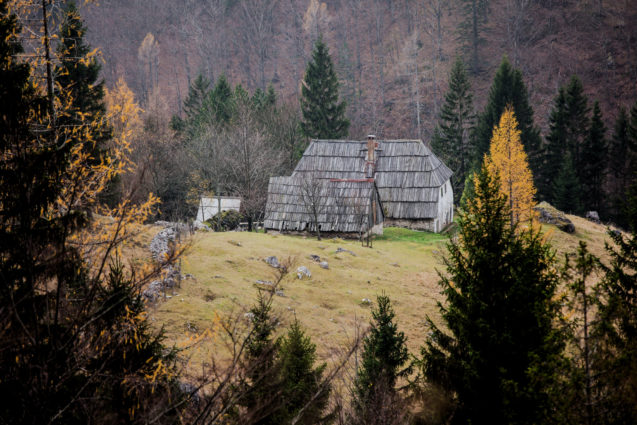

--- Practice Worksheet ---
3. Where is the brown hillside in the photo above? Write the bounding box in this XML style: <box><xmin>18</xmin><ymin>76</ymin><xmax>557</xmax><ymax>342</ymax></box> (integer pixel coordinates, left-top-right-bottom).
<box><xmin>82</xmin><ymin>0</ymin><xmax>637</xmax><ymax>138</ymax></box>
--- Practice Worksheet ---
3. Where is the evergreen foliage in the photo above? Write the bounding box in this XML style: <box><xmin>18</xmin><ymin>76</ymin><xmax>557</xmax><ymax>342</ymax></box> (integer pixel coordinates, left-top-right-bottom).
<box><xmin>540</xmin><ymin>87</ymin><xmax>569</xmax><ymax>201</ymax></box>
<box><xmin>0</xmin><ymin>6</ymin><xmax>183</xmax><ymax>423</ymax></box>
<box><xmin>422</xmin><ymin>164</ymin><xmax>564</xmax><ymax>425</ymax></box>
<box><xmin>564</xmin><ymin>76</ymin><xmax>591</xmax><ymax>180</ymax></box>
<box><xmin>608</xmin><ymin>107</ymin><xmax>635</xmax><ymax>226</ymax></box>
<box><xmin>278</xmin><ymin>320</ymin><xmax>331</xmax><ymax>424</ymax></box>
<box><xmin>581</xmin><ymin>101</ymin><xmax>607</xmax><ymax>213</ymax></box>
<box><xmin>55</xmin><ymin>2</ymin><xmax>111</xmax><ymax>159</ymax></box>
<box><xmin>432</xmin><ymin>57</ymin><xmax>475</xmax><ymax>204</ymax></box>
<box><xmin>300</xmin><ymin>36</ymin><xmax>349</xmax><ymax>139</ymax></box>
<box><xmin>351</xmin><ymin>295</ymin><xmax>410</xmax><ymax>424</ymax></box>
<box><xmin>472</xmin><ymin>56</ymin><xmax>542</xmax><ymax>178</ymax></box>
<box><xmin>552</xmin><ymin>152</ymin><xmax>583</xmax><ymax>215</ymax></box>
<box><xmin>237</xmin><ymin>292</ymin><xmax>283</xmax><ymax>424</ymax></box>
<box><xmin>593</xmin><ymin>184</ymin><xmax>637</xmax><ymax>423</ymax></box>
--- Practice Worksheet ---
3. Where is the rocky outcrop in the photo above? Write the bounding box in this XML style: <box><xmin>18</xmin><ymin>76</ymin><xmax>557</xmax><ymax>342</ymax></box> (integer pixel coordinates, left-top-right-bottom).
<box><xmin>534</xmin><ymin>202</ymin><xmax>575</xmax><ymax>233</ymax></box>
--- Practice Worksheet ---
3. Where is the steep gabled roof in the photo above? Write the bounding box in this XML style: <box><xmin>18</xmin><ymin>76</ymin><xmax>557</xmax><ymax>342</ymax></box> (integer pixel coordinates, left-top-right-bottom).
<box><xmin>290</xmin><ymin>139</ymin><xmax>452</xmax><ymax>219</ymax></box>
<box><xmin>264</xmin><ymin>176</ymin><xmax>381</xmax><ymax>233</ymax></box>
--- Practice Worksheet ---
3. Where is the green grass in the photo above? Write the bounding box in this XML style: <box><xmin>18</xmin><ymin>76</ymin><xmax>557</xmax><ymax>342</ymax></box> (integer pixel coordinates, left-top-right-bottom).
<box><xmin>375</xmin><ymin>227</ymin><xmax>449</xmax><ymax>244</ymax></box>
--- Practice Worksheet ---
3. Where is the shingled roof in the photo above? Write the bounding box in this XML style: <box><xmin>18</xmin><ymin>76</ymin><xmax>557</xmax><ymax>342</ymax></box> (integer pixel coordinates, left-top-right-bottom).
<box><xmin>264</xmin><ymin>176</ymin><xmax>382</xmax><ymax>233</ymax></box>
<box><xmin>290</xmin><ymin>139</ymin><xmax>452</xmax><ymax>219</ymax></box>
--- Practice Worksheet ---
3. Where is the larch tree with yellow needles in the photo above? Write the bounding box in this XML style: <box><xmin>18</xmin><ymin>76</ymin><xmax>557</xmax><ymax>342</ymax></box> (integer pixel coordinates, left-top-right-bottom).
<box><xmin>484</xmin><ymin>105</ymin><xmax>537</xmax><ymax>226</ymax></box>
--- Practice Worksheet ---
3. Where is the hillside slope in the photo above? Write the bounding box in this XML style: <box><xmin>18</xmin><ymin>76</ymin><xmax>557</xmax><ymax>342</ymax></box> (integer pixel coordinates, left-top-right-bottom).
<box><xmin>81</xmin><ymin>0</ymin><xmax>637</xmax><ymax>138</ymax></box>
<box><xmin>149</xmin><ymin>215</ymin><xmax>617</xmax><ymax>369</ymax></box>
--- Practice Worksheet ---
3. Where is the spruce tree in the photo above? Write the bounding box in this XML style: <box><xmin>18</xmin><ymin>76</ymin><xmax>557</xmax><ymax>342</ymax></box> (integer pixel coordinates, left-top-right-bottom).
<box><xmin>278</xmin><ymin>320</ymin><xmax>331</xmax><ymax>424</ymax></box>
<box><xmin>564</xmin><ymin>75</ymin><xmax>590</xmax><ymax>180</ymax></box>
<box><xmin>55</xmin><ymin>2</ymin><xmax>111</xmax><ymax>159</ymax></box>
<box><xmin>472</xmin><ymin>56</ymin><xmax>542</xmax><ymax>181</ymax></box>
<box><xmin>422</xmin><ymin>164</ymin><xmax>564</xmax><ymax>425</ymax></box>
<box><xmin>540</xmin><ymin>87</ymin><xmax>569</xmax><ymax>202</ymax></box>
<box><xmin>300</xmin><ymin>35</ymin><xmax>349</xmax><ymax>139</ymax></box>
<box><xmin>552</xmin><ymin>152</ymin><xmax>583</xmax><ymax>214</ymax></box>
<box><xmin>581</xmin><ymin>101</ymin><xmax>607</xmax><ymax>213</ymax></box>
<box><xmin>351</xmin><ymin>295</ymin><xmax>410</xmax><ymax>425</ymax></box>
<box><xmin>592</xmin><ymin>183</ymin><xmax>637</xmax><ymax>423</ymax></box>
<box><xmin>199</xmin><ymin>73</ymin><xmax>234</xmax><ymax>128</ymax></box>
<box><xmin>237</xmin><ymin>292</ymin><xmax>283</xmax><ymax>424</ymax></box>
<box><xmin>608</xmin><ymin>108</ymin><xmax>632</xmax><ymax>225</ymax></box>
<box><xmin>432</xmin><ymin>57</ymin><xmax>475</xmax><ymax>204</ymax></box>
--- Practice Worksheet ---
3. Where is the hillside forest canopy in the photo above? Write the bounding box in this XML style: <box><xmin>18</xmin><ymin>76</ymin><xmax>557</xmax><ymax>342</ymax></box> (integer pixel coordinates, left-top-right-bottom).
<box><xmin>1</xmin><ymin>0</ymin><xmax>637</xmax><ymax>424</ymax></box>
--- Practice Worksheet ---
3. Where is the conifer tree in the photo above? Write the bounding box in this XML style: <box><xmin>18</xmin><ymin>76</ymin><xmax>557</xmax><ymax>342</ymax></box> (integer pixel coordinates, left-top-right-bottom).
<box><xmin>300</xmin><ymin>35</ymin><xmax>349</xmax><ymax>139</ymax></box>
<box><xmin>581</xmin><ymin>101</ymin><xmax>607</xmax><ymax>213</ymax></box>
<box><xmin>472</xmin><ymin>56</ymin><xmax>542</xmax><ymax>176</ymax></box>
<box><xmin>422</xmin><ymin>164</ymin><xmax>564</xmax><ymax>425</ymax></box>
<box><xmin>484</xmin><ymin>106</ymin><xmax>536</xmax><ymax>225</ymax></box>
<box><xmin>55</xmin><ymin>2</ymin><xmax>111</xmax><ymax>159</ymax></box>
<box><xmin>432</xmin><ymin>57</ymin><xmax>475</xmax><ymax>204</ymax></box>
<box><xmin>564</xmin><ymin>76</ymin><xmax>590</xmax><ymax>179</ymax></box>
<box><xmin>351</xmin><ymin>295</ymin><xmax>410</xmax><ymax>425</ymax></box>
<box><xmin>172</xmin><ymin>74</ymin><xmax>211</xmax><ymax>133</ymax></box>
<box><xmin>237</xmin><ymin>292</ymin><xmax>283</xmax><ymax>424</ymax></box>
<box><xmin>540</xmin><ymin>87</ymin><xmax>568</xmax><ymax>201</ymax></box>
<box><xmin>552</xmin><ymin>152</ymin><xmax>583</xmax><ymax>214</ymax></box>
<box><xmin>278</xmin><ymin>320</ymin><xmax>331</xmax><ymax>424</ymax></box>
<box><xmin>592</xmin><ymin>184</ymin><xmax>637</xmax><ymax>423</ymax></box>
<box><xmin>608</xmin><ymin>108</ymin><xmax>633</xmax><ymax>225</ymax></box>
<box><xmin>200</xmin><ymin>73</ymin><xmax>234</xmax><ymax>128</ymax></box>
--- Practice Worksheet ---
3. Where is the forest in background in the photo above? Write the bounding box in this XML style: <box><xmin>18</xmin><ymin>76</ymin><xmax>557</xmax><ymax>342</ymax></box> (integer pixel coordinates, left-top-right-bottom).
<box><xmin>80</xmin><ymin>0</ymin><xmax>637</xmax><ymax>139</ymax></box>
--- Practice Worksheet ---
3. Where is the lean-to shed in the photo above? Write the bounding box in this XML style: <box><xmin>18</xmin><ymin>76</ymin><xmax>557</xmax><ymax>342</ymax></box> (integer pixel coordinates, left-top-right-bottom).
<box><xmin>264</xmin><ymin>136</ymin><xmax>453</xmax><ymax>234</ymax></box>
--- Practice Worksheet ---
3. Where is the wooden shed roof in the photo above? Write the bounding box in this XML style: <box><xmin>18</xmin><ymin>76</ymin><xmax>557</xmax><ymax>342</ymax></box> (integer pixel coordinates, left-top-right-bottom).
<box><xmin>290</xmin><ymin>139</ymin><xmax>452</xmax><ymax>219</ymax></box>
<box><xmin>264</xmin><ymin>177</ymin><xmax>382</xmax><ymax>233</ymax></box>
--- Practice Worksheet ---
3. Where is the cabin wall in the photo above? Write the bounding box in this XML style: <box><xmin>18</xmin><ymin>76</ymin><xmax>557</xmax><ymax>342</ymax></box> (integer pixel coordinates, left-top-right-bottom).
<box><xmin>437</xmin><ymin>179</ymin><xmax>454</xmax><ymax>231</ymax></box>
<box><xmin>196</xmin><ymin>198</ymin><xmax>242</xmax><ymax>222</ymax></box>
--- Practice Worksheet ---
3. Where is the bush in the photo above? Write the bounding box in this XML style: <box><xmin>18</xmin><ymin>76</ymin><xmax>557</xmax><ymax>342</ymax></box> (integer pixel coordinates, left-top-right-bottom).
<box><xmin>205</xmin><ymin>209</ymin><xmax>244</xmax><ymax>231</ymax></box>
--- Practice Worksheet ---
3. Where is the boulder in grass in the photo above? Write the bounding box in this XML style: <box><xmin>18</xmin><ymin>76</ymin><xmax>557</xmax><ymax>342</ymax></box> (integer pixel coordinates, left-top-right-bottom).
<box><xmin>309</xmin><ymin>254</ymin><xmax>321</xmax><ymax>262</ymax></box>
<box><xmin>297</xmin><ymin>266</ymin><xmax>311</xmax><ymax>279</ymax></box>
<box><xmin>265</xmin><ymin>256</ymin><xmax>280</xmax><ymax>268</ymax></box>
<box><xmin>319</xmin><ymin>261</ymin><xmax>329</xmax><ymax>269</ymax></box>
<box><xmin>586</xmin><ymin>211</ymin><xmax>601</xmax><ymax>224</ymax></box>
<box><xmin>534</xmin><ymin>202</ymin><xmax>575</xmax><ymax>233</ymax></box>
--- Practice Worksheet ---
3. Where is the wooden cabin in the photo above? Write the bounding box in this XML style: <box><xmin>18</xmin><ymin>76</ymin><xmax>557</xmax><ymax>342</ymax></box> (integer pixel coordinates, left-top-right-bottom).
<box><xmin>264</xmin><ymin>136</ymin><xmax>453</xmax><ymax>235</ymax></box>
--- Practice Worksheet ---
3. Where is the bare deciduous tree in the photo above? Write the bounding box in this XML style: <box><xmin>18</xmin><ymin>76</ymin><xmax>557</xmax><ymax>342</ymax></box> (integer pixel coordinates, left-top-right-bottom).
<box><xmin>299</xmin><ymin>173</ymin><xmax>328</xmax><ymax>240</ymax></box>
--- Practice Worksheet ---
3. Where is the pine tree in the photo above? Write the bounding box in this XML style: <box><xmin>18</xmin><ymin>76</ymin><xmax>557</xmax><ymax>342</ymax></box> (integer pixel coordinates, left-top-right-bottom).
<box><xmin>484</xmin><ymin>106</ymin><xmax>537</xmax><ymax>225</ymax></box>
<box><xmin>564</xmin><ymin>76</ymin><xmax>590</xmax><ymax>180</ymax></box>
<box><xmin>581</xmin><ymin>101</ymin><xmax>607</xmax><ymax>213</ymax></box>
<box><xmin>237</xmin><ymin>292</ymin><xmax>283</xmax><ymax>424</ymax></box>
<box><xmin>540</xmin><ymin>87</ymin><xmax>569</xmax><ymax>202</ymax></box>
<box><xmin>55</xmin><ymin>2</ymin><xmax>111</xmax><ymax>159</ymax></box>
<box><xmin>608</xmin><ymin>108</ymin><xmax>632</xmax><ymax>225</ymax></box>
<box><xmin>351</xmin><ymin>295</ymin><xmax>410</xmax><ymax>425</ymax></box>
<box><xmin>432</xmin><ymin>57</ymin><xmax>475</xmax><ymax>204</ymax></box>
<box><xmin>422</xmin><ymin>164</ymin><xmax>564</xmax><ymax>425</ymax></box>
<box><xmin>278</xmin><ymin>320</ymin><xmax>331</xmax><ymax>425</ymax></box>
<box><xmin>300</xmin><ymin>35</ymin><xmax>349</xmax><ymax>139</ymax></box>
<box><xmin>472</xmin><ymin>56</ymin><xmax>542</xmax><ymax>178</ymax></box>
<box><xmin>0</xmin><ymin>5</ymin><xmax>183</xmax><ymax>422</ymax></box>
<box><xmin>552</xmin><ymin>152</ymin><xmax>583</xmax><ymax>214</ymax></box>
<box><xmin>592</xmin><ymin>183</ymin><xmax>637</xmax><ymax>423</ymax></box>
<box><xmin>199</xmin><ymin>73</ymin><xmax>234</xmax><ymax>128</ymax></box>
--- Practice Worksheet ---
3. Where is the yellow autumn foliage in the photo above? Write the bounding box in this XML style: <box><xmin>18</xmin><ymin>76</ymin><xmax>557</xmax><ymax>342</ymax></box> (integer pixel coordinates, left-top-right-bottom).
<box><xmin>484</xmin><ymin>105</ymin><xmax>537</xmax><ymax>225</ymax></box>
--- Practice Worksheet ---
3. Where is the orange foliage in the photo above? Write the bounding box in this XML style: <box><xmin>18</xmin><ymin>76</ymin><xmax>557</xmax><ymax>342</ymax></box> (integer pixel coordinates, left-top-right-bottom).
<box><xmin>484</xmin><ymin>105</ymin><xmax>537</xmax><ymax>226</ymax></box>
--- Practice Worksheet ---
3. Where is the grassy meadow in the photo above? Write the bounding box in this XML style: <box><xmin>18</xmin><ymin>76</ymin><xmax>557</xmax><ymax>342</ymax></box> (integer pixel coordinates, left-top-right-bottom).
<box><xmin>141</xmin><ymin>213</ymin><xmax>618</xmax><ymax>370</ymax></box>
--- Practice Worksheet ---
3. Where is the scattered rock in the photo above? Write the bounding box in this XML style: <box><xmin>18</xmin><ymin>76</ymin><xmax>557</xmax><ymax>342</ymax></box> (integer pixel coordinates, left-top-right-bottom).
<box><xmin>183</xmin><ymin>273</ymin><xmax>195</xmax><ymax>280</ymax></box>
<box><xmin>297</xmin><ymin>266</ymin><xmax>311</xmax><ymax>279</ymax></box>
<box><xmin>179</xmin><ymin>381</ymin><xmax>201</xmax><ymax>405</ymax></box>
<box><xmin>319</xmin><ymin>261</ymin><xmax>329</xmax><ymax>269</ymax></box>
<box><xmin>213</xmin><ymin>275</ymin><xmax>224</xmax><ymax>279</ymax></box>
<box><xmin>275</xmin><ymin>290</ymin><xmax>286</xmax><ymax>297</ymax></box>
<box><xmin>309</xmin><ymin>254</ymin><xmax>321</xmax><ymax>262</ymax></box>
<box><xmin>361</xmin><ymin>298</ymin><xmax>372</xmax><ymax>305</ymax></box>
<box><xmin>255</xmin><ymin>279</ymin><xmax>274</xmax><ymax>288</ymax></box>
<box><xmin>244</xmin><ymin>312</ymin><xmax>255</xmax><ymax>320</ymax></box>
<box><xmin>586</xmin><ymin>211</ymin><xmax>601</xmax><ymax>224</ymax></box>
<box><xmin>336</xmin><ymin>247</ymin><xmax>356</xmax><ymax>256</ymax></box>
<box><xmin>228</xmin><ymin>240</ymin><xmax>242</xmax><ymax>247</ymax></box>
<box><xmin>193</xmin><ymin>221</ymin><xmax>210</xmax><ymax>232</ymax></box>
<box><xmin>534</xmin><ymin>202</ymin><xmax>575</xmax><ymax>233</ymax></box>
<box><xmin>265</xmin><ymin>256</ymin><xmax>280</xmax><ymax>268</ymax></box>
<box><xmin>611</xmin><ymin>229</ymin><xmax>622</xmax><ymax>238</ymax></box>
<box><xmin>391</xmin><ymin>263</ymin><xmax>400</xmax><ymax>267</ymax></box>
<box><xmin>559</xmin><ymin>222</ymin><xmax>576</xmax><ymax>233</ymax></box>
